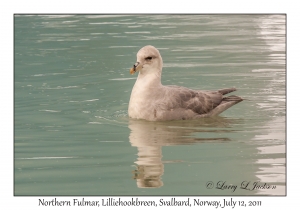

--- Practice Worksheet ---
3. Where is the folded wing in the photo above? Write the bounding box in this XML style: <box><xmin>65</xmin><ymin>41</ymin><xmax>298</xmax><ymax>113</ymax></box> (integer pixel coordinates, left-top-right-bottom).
<box><xmin>163</xmin><ymin>86</ymin><xmax>242</xmax><ymax>117</ymax></box>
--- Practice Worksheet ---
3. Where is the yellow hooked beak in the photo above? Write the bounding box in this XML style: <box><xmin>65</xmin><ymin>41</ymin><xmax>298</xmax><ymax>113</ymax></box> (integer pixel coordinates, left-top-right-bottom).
<box><xmin>130</xmin><ymin>62</ymin><xmax>141</xmax><ymax>75</ymax></box>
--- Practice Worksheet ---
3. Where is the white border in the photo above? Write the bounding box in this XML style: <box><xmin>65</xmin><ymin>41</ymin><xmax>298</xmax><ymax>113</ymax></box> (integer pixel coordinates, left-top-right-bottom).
<box><xmin>2</xmin><ymin>0</ymin><xmax>297</xmax><ymax>209</ymax></box>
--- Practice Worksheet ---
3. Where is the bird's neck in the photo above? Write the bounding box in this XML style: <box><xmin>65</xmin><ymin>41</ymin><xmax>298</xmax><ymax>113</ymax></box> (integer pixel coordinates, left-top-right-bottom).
<box><xmin>135</xmin><ymin>70</ymin><xmax>162</xmax><ymax>88</ymax></box>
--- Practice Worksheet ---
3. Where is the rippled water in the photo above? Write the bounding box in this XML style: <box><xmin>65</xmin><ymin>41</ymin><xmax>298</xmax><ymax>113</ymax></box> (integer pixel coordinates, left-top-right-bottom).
<box><xmin>14</xmin><ymin>15</ymin><xmax>286</xmax><ymax>195</ymax></box>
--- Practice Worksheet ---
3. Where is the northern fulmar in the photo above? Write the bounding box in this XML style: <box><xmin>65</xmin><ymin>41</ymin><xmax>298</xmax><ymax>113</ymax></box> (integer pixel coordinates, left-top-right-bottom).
<box><xmin>128</xmin><ymin>45</ymin><xmax>243</xmax><ymax>121</ymax></box>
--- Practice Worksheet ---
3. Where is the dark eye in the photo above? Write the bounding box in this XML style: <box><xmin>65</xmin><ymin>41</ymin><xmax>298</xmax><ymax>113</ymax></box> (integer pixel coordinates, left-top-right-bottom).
<box><xmin>145</xmin><ymin>56</ymin><xmax>153</xmax><ymax>60</ymax></box>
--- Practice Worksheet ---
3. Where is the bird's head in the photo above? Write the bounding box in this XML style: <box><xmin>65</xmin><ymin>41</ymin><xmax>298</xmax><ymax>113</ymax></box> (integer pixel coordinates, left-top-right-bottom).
<box><xmin>130</xmin><ymin>45</ymin><xmax>163</xmax><ymax>75</ymax></box>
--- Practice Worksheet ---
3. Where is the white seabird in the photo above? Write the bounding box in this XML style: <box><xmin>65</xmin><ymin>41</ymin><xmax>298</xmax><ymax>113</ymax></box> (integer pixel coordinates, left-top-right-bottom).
<box><xmin>128</xmin><ymin>45</ymin><xmax>243</xmax><ymax>121</ymax></box>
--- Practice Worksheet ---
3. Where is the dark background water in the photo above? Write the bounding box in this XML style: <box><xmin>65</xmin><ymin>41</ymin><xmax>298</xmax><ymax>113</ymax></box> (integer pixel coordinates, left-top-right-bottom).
<box><xmin>14</xmin><ymin>15</ymin><xmax>285</xmax><ymax>195</ymax></box>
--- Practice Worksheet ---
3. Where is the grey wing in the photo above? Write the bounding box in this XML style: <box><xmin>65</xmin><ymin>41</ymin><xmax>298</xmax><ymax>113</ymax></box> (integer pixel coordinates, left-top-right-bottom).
<box><xmin>163</xmin><ymin>86</ymin><xmax>223</xmax><ymax>115</ymax></box>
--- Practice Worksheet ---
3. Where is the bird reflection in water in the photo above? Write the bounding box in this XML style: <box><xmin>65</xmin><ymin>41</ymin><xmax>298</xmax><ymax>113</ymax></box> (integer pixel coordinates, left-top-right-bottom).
<box><xmin>132</xmin><ymin>146</ymin><xmax>164</xmax><ymax>188</ymax></box>
<box><xmin>128</xmin><ymin>117</ymin><xmax>241</xmax><ymax>188</ymax></box>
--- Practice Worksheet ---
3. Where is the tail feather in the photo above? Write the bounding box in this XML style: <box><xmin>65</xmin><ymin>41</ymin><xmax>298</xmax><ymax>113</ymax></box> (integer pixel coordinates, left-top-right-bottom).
<box><xmin>209</xmin><ymin>95</ymin><xmax>243</xmax><ymax>117</ymax></box>
<box><xmin>195</xmin><ymin>88</ymin><xmax>243</xmax><ymax>118</ymax></box>
<box><xmin>222</xmin><ymin>95</ymin><xmax>243</xmax><ymax>102</ymax></box>
<box><xmin>218</xmin><ymin>88</ymin><xmax>237</xmax><ymax>95</ymax></box>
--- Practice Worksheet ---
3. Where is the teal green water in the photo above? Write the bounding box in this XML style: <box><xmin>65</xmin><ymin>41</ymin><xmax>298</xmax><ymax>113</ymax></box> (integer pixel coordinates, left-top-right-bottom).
<box><xmin>14</xmin><ymin>15</ymin><xmax>286</xmax><ymax>195</ymax></box>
